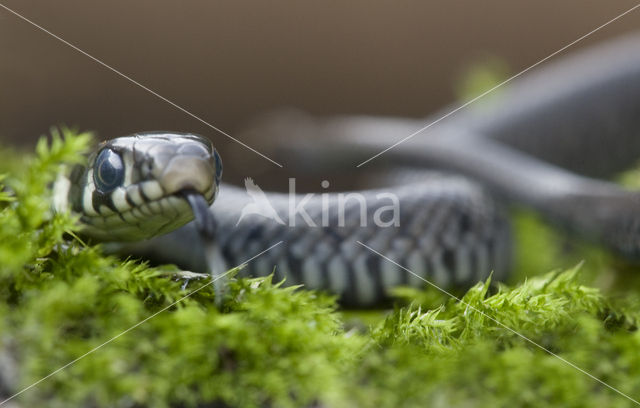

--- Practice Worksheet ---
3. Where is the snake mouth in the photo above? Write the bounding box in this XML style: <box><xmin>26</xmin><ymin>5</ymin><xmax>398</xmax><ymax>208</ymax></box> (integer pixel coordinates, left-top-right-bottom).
<box><xmin>182</xmin><ymin>189</ymin><xmax>216</xmax><ymax>239</ymax></box>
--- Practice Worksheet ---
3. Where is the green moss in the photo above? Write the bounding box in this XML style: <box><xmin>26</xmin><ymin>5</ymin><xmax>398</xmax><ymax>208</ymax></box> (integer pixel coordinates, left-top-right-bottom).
<box><xmin>1</xmin><ymin>130</ymin><xmax>640</xmax><ymax>407</ymax></box>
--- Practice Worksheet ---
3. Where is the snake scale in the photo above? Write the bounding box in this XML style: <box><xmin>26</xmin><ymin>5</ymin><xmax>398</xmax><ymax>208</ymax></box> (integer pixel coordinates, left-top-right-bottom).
<box><xmin>54</xmin><ymin>34</ymin><xmax>640</xmax><ymax>306</ymax></box>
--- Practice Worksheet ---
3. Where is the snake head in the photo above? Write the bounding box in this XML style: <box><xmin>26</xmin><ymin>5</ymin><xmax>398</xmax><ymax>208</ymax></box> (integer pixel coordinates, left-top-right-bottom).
<box><xmin>54</xmin><ymin>132</ymin><xmax>222</xmax><ymax>242</ymax></box>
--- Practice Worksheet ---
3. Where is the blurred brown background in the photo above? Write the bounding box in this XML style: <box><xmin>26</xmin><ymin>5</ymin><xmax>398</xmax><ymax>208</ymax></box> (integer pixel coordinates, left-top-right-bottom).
<box><xmin>1</xmin><ymin>0</ymin><xmax>639</xmax><ymax>184</ymax></box>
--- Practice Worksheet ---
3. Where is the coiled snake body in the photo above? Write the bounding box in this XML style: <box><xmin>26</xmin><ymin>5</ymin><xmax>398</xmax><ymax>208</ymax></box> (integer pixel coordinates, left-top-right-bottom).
<box><xmin>54</xmin><ymin>35</ymin><xmax>640</xmax><ymax>306</ymax></box>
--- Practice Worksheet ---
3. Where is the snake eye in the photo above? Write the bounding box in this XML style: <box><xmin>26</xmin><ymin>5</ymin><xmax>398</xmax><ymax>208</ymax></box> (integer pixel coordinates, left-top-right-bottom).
<box><xmin>93</xmin><ymin>148</ymin><xmax>124</xmax><ymax>193</ymax></box>
<box><xmin>213</xmin><ymin>148</ymin><xmax>223</xmax><ymax>184</ymax></box>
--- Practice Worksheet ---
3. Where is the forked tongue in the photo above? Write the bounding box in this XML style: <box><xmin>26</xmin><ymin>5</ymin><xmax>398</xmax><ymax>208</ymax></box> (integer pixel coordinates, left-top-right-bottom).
<box><xmin>183</xmin><ymin>190</ymin><xmax>216</xmax><ymax>239</ymax></box>
<box><xmin>183</xmin><ymin>190</ymin><xmax>228</xmax><ymax>306</ymax></box>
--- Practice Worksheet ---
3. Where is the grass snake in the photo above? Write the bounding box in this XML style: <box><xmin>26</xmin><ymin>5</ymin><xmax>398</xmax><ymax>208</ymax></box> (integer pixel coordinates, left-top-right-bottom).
<box><xmin>53</xmin><ymin>34</ymin><xmax>640</xmax><ymax>306</ymax></box>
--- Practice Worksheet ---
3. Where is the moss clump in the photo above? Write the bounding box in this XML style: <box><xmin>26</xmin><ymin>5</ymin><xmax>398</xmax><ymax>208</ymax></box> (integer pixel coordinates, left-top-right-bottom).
<box><xmin>360</xmin><ymin>268</ymin><xmax>640</xmax><ymax>407</ymax></box>
<box><xmin>1</xmin><ymin>129</ymin><xmax>640</xmax><ymax>407</ymax></box>
<box><xmin>0</xmin><ymin>130</ymin><xmax>361</xmax><ymax>408</ymax></box>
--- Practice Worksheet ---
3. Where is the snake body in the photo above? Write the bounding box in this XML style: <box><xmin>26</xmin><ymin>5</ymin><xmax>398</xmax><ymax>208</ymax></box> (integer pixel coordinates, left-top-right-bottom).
<box><xmin>55</xmin><ymin>35</ymin><xmax>640</xmax><ymax>306</ymax></box>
